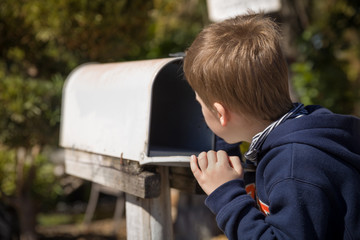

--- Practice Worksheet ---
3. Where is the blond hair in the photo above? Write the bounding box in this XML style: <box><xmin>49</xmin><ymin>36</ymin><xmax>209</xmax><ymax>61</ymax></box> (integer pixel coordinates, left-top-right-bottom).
<box><xmin>183</xmin><ymin>13</ymin><xmax>293</xmax><ymax>121</ymax></box>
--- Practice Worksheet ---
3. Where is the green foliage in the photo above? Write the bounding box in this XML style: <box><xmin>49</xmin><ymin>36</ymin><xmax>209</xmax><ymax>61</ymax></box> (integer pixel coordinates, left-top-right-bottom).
<box><xmin>291</xmin><ymin>0</ymin><xmax>360</xmax><ymax>115</ymax></box>
<box><xmin>145</xmin><ymin>0</ymin><xmax>209</xmax><ymax>58</ymax></box>
<box><xmin>0</xmin><ymin>75</ymin><xmax>63</xmax><ymax>148</ymax></box>
<box><xmin>0</xmin><ymin>0</ymin><xmax>154</xmax><ymax>77</ymax></box>
<box><xmin>37</xmin><ymin>213</ymin><xmax>84</xmax><ymax>227</ymax></box>
<box><xmin>0</xmin><ymin>149</ymin><xmax>16</xmax><ymax>196</ymax></box>
<box><xmin>32</xmin><ymin>152</ymin><xmax>64</xmax><ymax>208</ymax></box>
<box><xmin>0</xmin><ymin>0</ymin><xmax>207</xmax><ymax>74</ymax></box>
<box><xmin>0</xmin><ymin>148</ymin><xmax>63</xmax><ymax>210</ymax></box>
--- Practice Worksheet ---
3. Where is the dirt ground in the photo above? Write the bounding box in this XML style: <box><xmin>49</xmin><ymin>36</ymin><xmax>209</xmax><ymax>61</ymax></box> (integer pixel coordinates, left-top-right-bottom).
<box><xmin>35</xmin><ymin>187</ymin><xmax>228</xmax><ymax>240</ymax></box>
<box><xmin>36</xmin><ymin>218</ymin><xmax>228</xmax><ymax>240</ymax></box>
<box><xmin>37</xmin><ymin>219</ymin><xmax>127</xmax><ymax>240</ymax></box>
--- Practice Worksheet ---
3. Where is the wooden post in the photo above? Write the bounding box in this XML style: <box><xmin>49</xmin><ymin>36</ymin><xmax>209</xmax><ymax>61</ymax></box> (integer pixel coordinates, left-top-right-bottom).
<box><xmin>125</xmin><ymin>166</ymin><xmax>173</xmax><ymax>240</ymax></box>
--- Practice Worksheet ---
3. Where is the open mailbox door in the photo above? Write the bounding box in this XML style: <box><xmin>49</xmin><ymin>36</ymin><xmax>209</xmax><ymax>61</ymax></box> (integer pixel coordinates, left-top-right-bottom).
<box><xmin>60</xmin><ymin>57</ymin><xmax>214</xmax><ymax>166</ymax></box>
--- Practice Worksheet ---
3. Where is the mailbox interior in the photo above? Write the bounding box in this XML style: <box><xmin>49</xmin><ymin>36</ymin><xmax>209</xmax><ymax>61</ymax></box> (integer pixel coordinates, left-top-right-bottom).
<box><xmin>148</xmin><ymin>60</ymin><xmax>214</xmax><ymax>157</ymax></box>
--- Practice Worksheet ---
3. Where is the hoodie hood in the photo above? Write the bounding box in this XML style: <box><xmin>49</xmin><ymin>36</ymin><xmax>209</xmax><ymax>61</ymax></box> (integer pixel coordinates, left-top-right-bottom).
<box><xmin>261</xmin><ymin>105</ymin><xmax>360</xmax><ymax>172</ymax></box>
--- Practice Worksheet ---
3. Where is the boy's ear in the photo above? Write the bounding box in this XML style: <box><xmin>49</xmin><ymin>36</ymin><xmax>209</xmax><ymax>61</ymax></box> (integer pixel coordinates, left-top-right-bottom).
<box><xmin>213</xmin><ymin>102</ymin><xmax>229</xmax><ymax>127</ymax></box>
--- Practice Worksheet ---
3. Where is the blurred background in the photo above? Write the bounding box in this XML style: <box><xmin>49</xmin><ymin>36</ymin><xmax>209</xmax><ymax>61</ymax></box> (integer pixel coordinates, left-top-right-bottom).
<box><xmin>0</xmin><ymin>0</ymin><xmax>359</xmax><ymax>240</ymax></box>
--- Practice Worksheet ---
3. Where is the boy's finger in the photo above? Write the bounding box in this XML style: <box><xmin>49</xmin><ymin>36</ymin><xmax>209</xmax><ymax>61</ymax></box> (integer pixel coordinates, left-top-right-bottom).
<box><xmin>216</xmin><ymin>150</ymin><xmax>230</xmax><ymax>165</ymax></box>
<box><xmin>197</xmin><ymin>151</ymin><xmax>208</xmax><ymax>170</ymax></box>
<box><xmin>229</xmin><ymin>156</ymin><xmax>243</xmax><ymax>175</ymax></box>
<box><xmin>190</xmin><ymin>155</ymin><xmax>201</xmax><ymax>178</ymax></box>
<box><xmin>207</xmin><ymin>150</ymin><xmax>217</xmax><ymax>167</ymax></box>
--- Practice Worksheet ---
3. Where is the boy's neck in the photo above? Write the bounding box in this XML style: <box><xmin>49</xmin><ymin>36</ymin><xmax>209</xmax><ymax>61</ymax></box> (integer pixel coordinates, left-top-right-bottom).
<box><xmin>227</xmin><ymin>111</ymin><xmax>272</xmax><ymax>143</ymax></box>
<box><xmin>245</xmin><ymin>118</ymin><xmax>272</xmax><ymax>142</ymax></box>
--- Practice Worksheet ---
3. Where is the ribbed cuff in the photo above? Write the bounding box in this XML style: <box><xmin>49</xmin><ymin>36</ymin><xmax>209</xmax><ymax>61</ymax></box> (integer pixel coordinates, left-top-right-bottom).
<box><xmin>205</xmin><ymin>179</ymin><xmax>247</xmax><ymax>215</ymax></box>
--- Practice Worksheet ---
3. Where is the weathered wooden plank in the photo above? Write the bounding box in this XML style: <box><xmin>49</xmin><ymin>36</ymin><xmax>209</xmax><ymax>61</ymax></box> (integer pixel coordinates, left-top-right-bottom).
<box><xmin>64</xmin><ymin>149</ymin><xmax>160</xmax><ymax>198</ymax></box>
<box><xmin>64</xmin><ymin>149</ymin><xmax>204</xmax><ymax>195</ymax></box>
<box><xmin>64</xmin><ymin>148</ymin><xmax>147</xmax><ymax>174</ymax></box>
<box><xmin>126</xmin><ymin>166</ymin><xmax>173</xmax><ymax>240</ymax></box>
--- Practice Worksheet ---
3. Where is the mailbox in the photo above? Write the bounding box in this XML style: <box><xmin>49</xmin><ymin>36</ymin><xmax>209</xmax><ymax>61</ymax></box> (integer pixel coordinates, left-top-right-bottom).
<box><xmin>60</xmin><ymin>57</ymin><xmax>214</xmax><ymax>166</ymax></box>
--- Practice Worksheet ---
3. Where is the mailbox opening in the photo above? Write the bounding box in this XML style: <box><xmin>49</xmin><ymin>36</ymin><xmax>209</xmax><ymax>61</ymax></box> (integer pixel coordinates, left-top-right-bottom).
<box><xmin>148</xmin><ymin>60</ymin><xmax>214</xmax><ymax>157</ymax></box>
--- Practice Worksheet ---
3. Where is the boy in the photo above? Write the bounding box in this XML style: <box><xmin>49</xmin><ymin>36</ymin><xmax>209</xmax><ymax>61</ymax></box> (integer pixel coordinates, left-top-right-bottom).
<box><xmin>183</xmin><ymin>12</ymin><xmax>360</xmax><ymax>239</ymax></box>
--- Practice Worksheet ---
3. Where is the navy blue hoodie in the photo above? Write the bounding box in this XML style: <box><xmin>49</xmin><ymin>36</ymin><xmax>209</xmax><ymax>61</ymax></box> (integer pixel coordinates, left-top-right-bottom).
<box><xmin>205</xmin><ymin>106</ymin><xmax>360</xmax><ymax>240</ymax></box>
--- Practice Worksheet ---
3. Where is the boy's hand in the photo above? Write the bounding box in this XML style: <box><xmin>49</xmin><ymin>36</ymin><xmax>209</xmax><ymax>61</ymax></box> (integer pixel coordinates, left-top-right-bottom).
<box><xmin>190</xmin><ymin>150</ymin><xmax>244</xmax><ymax>195</ymax></box>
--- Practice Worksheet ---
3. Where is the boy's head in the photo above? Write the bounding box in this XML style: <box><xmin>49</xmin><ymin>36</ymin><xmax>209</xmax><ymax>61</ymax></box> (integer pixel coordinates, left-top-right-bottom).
<box><xmin>184</xmin><ymin>12</ymin><xmax>293</xmax><ymax>121</ymax></box>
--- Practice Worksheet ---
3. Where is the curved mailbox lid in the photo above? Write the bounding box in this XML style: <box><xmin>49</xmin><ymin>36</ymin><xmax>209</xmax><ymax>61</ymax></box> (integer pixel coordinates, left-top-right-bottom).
<box><xmin>60</xmin><ymin>57</ymin><xmax>214</xmax><ymax>166</ymax></box>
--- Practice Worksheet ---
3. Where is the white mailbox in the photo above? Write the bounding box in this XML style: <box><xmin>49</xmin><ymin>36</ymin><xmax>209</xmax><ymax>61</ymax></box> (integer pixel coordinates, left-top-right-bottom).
<box><xmin>60</xmin><ymin>57</ymin><xmax>214</xmax><ymax>166</ymax></box>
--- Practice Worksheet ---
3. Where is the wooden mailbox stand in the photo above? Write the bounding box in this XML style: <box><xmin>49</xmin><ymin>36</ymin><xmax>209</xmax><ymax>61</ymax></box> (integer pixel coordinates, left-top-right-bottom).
<box><xmin>65</xmin><ymin>149</ymin><xmax>201</xmax><ymax>240</ymax></box>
